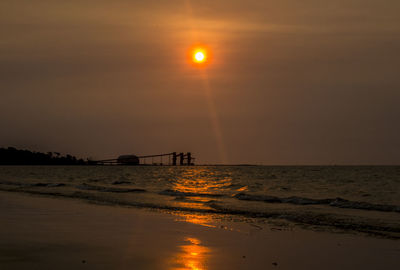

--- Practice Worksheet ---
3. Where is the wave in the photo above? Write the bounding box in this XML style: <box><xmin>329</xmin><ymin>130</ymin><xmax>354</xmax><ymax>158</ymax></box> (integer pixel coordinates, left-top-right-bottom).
<box><xmin>75</xmin><ymin>183</ymin><xmax>146</xmax><ymax>193</ymax></box>
<box><xmin>31</xmin><ymin>183</ymin><xmax>66</xmax><ymax>187</ymax></box>
<box><xmin>0</xmin><ymin>187</ymin><xmax>399</xmax><ymax>239</ymax></box>
<box><xmin>0</xmin><ymin>181</ymin><xmax>66</xmax><ymax>188</ymax></box>
<box><xmin>233</xmin><ymin>193</ymin><xmax>400</xmax><ymax>213</ymax></box>
<box><xmin>208</xmin><ymin>203</ymin><xmax>400</xmax><ymax>237</ymax></box>
<box><xmin>0</xmin><ymin>180</ymin><xmax>24</xmax><ymax>186</ymax></box>
<box><xmin>155</xmin><ymin>189</ymin><xmax>400</xmax><ymax>214</ymax></box>
<box><xmin>112</xmin><ymin>181</ymin><xmax>133</xmax><ymax>185</ymax></box>
<box><xmin>1</xmin><ymin>180</ymin><xmax>398</xmax><ymax>214</ymax></box>
<box><xmin>159</xmin><ymin>189</ymin><xmax>224</xmax><ymax>198</ymax></box>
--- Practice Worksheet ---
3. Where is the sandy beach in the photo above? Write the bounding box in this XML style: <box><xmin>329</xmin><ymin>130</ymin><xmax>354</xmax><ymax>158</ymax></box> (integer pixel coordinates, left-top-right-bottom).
<box><xmin>0</xmin><ymin>191</ymin><xmax>398</xmax><ymax>270</ymax></box>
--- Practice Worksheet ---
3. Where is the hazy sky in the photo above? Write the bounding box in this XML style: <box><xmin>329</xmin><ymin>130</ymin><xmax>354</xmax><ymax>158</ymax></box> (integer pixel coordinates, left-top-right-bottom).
<box><xmin>1</xmin><ymin>0</ymin><xmax>399</xmax><ymax>164</ymax></box>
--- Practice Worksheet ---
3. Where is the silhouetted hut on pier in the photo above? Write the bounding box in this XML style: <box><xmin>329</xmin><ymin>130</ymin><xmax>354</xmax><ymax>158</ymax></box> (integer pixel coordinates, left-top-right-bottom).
<box><xmin>117</xmin><ymin>155</ymin><xmax>140</xmax><ymax>165</ymax></box>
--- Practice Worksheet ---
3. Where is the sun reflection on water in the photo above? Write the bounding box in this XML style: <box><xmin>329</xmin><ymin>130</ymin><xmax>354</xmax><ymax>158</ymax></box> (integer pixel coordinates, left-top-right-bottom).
<box><xmin>167</xmin><ymin>168</ymin><xmax>233</xmax><ymax>222</ymax></box>
<box><xmin>170</xmin><ymin>237</ymin><xmax>210</xmax><ymax>270</ymax></box>
<box><xmin>166</xmin><ymin>168</ymin><xmax>235</xmax><ymax>227</ymax></box>
<box><xmin>173</xmin><ymin>168</ymin><xmax>232</xmax><ymax>195</ymax></box>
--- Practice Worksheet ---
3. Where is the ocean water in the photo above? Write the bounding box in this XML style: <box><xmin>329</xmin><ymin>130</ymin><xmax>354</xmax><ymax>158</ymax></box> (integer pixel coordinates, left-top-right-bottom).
<box><xmin>0</xmin><ymin>166</ymin><xmax>399</xmax><ymax>238</ymax></box>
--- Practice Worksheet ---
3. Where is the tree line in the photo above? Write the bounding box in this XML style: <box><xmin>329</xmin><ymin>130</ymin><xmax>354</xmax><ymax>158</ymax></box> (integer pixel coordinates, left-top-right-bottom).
<box><xmin>0</xmin><ymin>147</ymin><xmax>89</xmax><ymax>165</ymax></box>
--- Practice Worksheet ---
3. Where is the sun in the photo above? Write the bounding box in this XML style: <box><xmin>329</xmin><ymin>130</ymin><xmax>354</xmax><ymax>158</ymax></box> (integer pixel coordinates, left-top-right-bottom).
<box><xmin>194</xmin><ymin>51</ymin><xmax>205</xmax><ymax>62</ymax></box>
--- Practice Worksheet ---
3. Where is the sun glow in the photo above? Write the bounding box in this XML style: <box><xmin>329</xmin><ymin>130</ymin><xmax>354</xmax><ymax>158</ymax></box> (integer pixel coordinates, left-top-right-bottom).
<box><xmin>188</xmin><ymin>45</ymin><xmax>210</xmax><ymax>66</ymax></box>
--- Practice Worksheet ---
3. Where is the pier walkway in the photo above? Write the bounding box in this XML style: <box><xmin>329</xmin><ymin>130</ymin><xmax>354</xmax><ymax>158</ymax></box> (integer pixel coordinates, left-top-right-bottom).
<box><xmin>93</xmin><ymin>152</ymin><xmax>194</xmax><ymax>166</ymax></box>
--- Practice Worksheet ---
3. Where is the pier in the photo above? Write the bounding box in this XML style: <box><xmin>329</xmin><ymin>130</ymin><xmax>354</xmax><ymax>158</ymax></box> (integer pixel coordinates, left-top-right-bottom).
<box><xmin>93</xmin><ymin>152</ymin><xmax>195</xmax><ymax>166</ymax></box>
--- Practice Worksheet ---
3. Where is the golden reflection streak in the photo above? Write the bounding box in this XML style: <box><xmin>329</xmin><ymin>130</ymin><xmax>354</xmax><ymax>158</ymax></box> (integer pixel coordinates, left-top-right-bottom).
<box><xmin>173</xmin><ymin>212</ymin><xmax>216</xmax><ymax>228</ymax></box>
<box><xmin>170</xmin><ymin>237</ymin><xmax>210</xmax><ymax>270</ymax></box>
<box><xmin>173</xmin><ymin>168</ymin><xmax>232</xmax><ymax>194</ymax></box>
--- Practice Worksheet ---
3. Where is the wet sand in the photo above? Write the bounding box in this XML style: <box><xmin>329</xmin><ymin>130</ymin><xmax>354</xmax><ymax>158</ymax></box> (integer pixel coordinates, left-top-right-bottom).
<box><xmin>0</xmin><ymin>191</ymin><xmax>398</xmax><ymax>270</ymax></box>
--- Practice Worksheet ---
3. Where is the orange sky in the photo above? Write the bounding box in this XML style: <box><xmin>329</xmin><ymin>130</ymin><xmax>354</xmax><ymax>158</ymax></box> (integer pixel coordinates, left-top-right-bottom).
<box><xmin>1</xmin><ymin>0</ymin><xmax>400</xmax><ymax>164</ymax></box>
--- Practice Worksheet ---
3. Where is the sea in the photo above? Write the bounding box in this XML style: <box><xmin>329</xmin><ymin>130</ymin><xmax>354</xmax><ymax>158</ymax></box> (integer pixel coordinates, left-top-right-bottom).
<box><xmin>0</xmin><ymin>166</ymin><xmax>399</xmax><ymax>238</ymax></box>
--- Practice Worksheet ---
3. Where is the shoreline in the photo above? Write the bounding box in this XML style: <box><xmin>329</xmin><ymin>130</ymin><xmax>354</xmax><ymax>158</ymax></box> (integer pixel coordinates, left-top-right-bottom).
<box><xmin>0</xmin><ymin>191</ymin><xmax>399</xmax><ymax>269</ymax></box>
<box><xmin>1</xmin><ymin>185</ymin><xmax>399</xmax><ymax>240</ymax></box>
